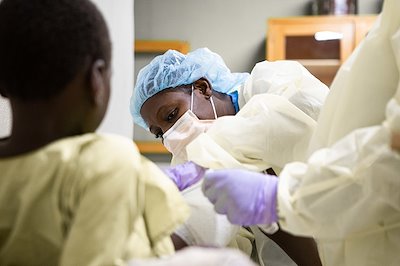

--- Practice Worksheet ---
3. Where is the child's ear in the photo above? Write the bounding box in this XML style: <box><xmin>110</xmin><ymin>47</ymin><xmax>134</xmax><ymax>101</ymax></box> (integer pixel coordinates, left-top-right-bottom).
<box><xmin>194</xmin><ymin>78</ymin><xmax>213</xmax><ymax>99</ymax></box>
<box><xmin>89</xmin><ymin>59</ymin><xmax>109</xmax><ymax>106</ymax></box>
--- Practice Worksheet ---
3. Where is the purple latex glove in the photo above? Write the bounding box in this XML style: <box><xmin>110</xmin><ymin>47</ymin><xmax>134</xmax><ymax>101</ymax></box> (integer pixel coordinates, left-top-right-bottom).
<box><xmin>202</xmin><ymin>169</ymin><xmax>278</xmax><ymax>226</ymax></box>
<box><xmin>163</xmin><ymin>161</ymin><xmax>207</xmax><ymax>191</ymax></box>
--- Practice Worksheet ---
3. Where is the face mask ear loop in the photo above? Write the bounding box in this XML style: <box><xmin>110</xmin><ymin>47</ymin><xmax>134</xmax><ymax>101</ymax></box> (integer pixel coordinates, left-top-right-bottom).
<box><xmin>190</xmin><ymin>84</ymin><xmax>194</xmax><ymax>111</ymax></box>
<box><xmin>210</xmin><ymin>96</ymin><xmax>218</xmax><ymax>119</ymax></box>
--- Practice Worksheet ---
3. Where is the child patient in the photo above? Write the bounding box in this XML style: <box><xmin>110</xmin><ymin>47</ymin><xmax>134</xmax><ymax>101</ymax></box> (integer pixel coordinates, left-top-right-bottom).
<box><xmin>0</xmin><ymin>0</ymin><xmax>189</xmax><ymax>265</ymax></box>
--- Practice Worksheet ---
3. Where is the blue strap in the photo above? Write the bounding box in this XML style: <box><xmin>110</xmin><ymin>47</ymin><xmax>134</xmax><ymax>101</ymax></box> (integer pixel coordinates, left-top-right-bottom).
<box><xmin>228</xmin><ymin>90</ymin><xmax>239</xmax><ymax>113</ymax></box>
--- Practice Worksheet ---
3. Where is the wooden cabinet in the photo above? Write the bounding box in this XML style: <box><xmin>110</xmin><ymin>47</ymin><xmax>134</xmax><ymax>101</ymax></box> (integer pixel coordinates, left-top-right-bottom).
<box><xmin>267</xmin><ymin>15</ymin><xmax>376</xmax><ymax>86</ymax></box>
<box><xmin>135</xmin><ymin>40</ymin><xmax>190</xmax><ymax>54</ymax></box>
<box><xmin>133</xmin><ymin>40</ymin><xmax>190</xmax><ymax>154</ymax></box>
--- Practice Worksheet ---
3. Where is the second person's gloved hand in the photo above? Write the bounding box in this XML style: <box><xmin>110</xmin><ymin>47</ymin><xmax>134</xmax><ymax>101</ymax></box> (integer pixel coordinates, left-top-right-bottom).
<box><xmin>202</xmin><ymin>169</ymin><xmax>279</xmax><ymax>226</ymax></box>
<box><xmin>163</xmin><ymin>161</ymin><xmax>207</xmax><ymax>191</ymax></box>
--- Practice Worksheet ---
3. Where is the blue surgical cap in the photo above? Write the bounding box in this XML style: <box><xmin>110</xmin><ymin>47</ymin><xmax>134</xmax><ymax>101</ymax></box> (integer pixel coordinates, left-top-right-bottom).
<box><xmin>130</xmin><ymin>47</ymin><xmax>250</xmax><ymax>129</ymax></box>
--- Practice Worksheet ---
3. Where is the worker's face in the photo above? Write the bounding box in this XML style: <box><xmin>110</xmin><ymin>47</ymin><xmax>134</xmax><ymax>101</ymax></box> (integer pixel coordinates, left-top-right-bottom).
<box><xmin>140</xmin><ymin>80</ymin><xmax>218</xmax><ymax>139</ymax></box>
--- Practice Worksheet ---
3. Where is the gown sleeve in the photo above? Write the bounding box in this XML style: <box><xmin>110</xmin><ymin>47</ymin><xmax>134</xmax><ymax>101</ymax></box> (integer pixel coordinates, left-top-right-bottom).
<box><xmin>277</xmin><ymin>7</ymin><xmax>400</xmax><ymax>238</ymax></box>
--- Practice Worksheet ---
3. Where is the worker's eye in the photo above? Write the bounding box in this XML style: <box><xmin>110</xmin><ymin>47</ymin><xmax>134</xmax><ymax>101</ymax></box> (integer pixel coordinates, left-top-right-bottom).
<box><xmin>155</xmin><ymin>131</ymin><xmax>163</xmax><ymax>139</ymax></box>
<box><xmin>166</xmin><ymin>108</ymin><xmax>178</xmax><ymax>122</ymax></box>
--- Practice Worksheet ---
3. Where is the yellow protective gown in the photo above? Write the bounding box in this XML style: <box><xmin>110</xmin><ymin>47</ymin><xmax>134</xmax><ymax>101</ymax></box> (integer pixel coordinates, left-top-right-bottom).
<box><xmin>278</xmin><ymin>0</ymin><xmax>400</xmax><ymax>265</ymax></box>
<box><xmin>0</xmin><ymin>134</ymin><xmax>189</xmax><ymax>266</ymax></box>
<box><xmin>180</xmin><ymin>60</ymin><xmax>328</xmax><ymax>266</ymax></box>
<box><xmin>128</xmin><ymin>247</ymin><xmax>257</xmax><ymax>266</ymax></box>
<box><xmin>186</xmin><ymin>60</ymin><xmax>329</xmax><ymax>173</ymax></box>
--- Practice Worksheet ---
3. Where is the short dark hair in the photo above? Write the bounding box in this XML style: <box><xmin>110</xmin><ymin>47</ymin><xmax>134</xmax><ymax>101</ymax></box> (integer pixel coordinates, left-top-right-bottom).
<box><xmin>0</xmin><ymin>0</ymin><xmax>111</xmax><ymax>100</ymax></box>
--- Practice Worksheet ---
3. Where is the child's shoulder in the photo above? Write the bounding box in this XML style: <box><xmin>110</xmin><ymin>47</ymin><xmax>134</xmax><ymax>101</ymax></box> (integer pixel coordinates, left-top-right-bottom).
<box><xmin>0</xmin><ymin>133</ymin><xmax>144</xmax><ymax>197</ymax></box>
<box><xmin>1</xmin><ymin>133</ymin><xmax>141</xmax><ymax>171</ymax></box>
<box><xmin>62</xmin><ymin>133</ymin><xmax>141</xmax><ymax>168</ymax></box>
<box><xmin>75</xmin><ymin>133</ymin><xmax>139</xmax><ymax>155</ymax></box>
<box><xmin>54</xmin><ymin>133</ymin><xmax>143</xmax><ymax>186</ymax></box>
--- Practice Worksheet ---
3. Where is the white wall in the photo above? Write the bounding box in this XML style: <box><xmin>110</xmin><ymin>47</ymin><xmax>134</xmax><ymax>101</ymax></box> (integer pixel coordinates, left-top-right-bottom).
<box><xmin>0</xmin><ymin>0</ymin><xmax>9</xmax><ymax>138</ymax></box>
<box><xmin>0</xmin><ymin>0</ymin><xmax>135</xmax><ymax>139</ymax></box>
<box><xmin>94</xmin><ymin>0</ymin><xmax>135</xmax><ymax>138</ymax></box>
<box><xmin>0</xmin><ymin>96</ymin><xmax>11</xmax><ymax>138</ymax></box>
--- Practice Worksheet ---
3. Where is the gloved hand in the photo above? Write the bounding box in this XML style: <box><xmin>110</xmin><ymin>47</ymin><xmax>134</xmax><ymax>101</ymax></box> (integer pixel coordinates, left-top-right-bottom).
<box><xmin>163</xmin><ymin>161</ymin><xmax>207</xmax><ymax>191</ymax></box>
<box><xmin>202</xmin><ymin>169</ymin><xmax>278</xmax><ymax>226</ymax></box>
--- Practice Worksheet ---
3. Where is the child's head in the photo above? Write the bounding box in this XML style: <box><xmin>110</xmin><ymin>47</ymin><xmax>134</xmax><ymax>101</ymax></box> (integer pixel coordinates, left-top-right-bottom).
<box><xmin>0</xmin><ymin>0</ymin><xmax>112</xmax><ymax>133</ymax></box>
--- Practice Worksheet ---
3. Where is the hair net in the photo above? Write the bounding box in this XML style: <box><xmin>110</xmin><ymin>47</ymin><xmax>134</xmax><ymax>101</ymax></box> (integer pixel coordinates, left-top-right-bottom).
<box><xmin>130</xmin><ymin>47</ymin><xmax>250</xmax><ymax>129</ymax></box>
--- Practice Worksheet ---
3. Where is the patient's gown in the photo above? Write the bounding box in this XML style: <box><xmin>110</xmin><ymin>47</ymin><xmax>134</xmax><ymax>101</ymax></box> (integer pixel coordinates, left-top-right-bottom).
<box><xmin>0</xmin><ymin>134</ymin><xmax>189</xmax><ymax>266</ymax></box>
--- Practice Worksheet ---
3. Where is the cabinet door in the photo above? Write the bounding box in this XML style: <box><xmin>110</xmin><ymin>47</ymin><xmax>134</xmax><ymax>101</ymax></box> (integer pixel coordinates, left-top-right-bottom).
<box><xmin>354</xmin><ymin>16</ymin><xmax>377</xmax><ymax>47</ymax></box>
<box><xmin>267</xmin><ymin>16</ymin><xmax>355</xmax><ymax>86</ymax></box>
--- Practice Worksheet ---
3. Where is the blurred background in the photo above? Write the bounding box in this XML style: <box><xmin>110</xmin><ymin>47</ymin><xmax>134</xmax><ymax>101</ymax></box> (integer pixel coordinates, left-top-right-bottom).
<box><xmin>135</xmin><ymin>0</ymin><xmax>382</xmax><ymax>74</ymax></box>
<box><xmin>134</xmin><ymin>0</ymin><xmax>383</xmax><ymax>163</ymax></box>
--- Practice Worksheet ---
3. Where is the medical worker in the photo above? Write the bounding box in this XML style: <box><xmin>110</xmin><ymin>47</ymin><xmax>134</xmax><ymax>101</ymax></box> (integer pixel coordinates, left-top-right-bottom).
<box><xmin>0</xmin><ymin>0</ymin><xmax>190</xmax><ymax>264</ymax></box>
<box><xmin>133</xmin><ymin>48</ymin><xmax>328</xmax><ymax>170</ymax></box>
<box><xmin>202</xmin><ymin>0</ymin><xmax>400</xmax><ymax>265</ymax></box>
<box><xmin>131</xmin><ymin>48</ymin><xmax>328</xmax><ymax>265</ymax></box>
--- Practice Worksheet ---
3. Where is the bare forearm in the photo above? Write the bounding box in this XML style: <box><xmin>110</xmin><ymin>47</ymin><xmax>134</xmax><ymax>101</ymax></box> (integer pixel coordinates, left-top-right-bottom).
<box><xmin>265</xmin><ymin>227</ymin><xmax>322</xmax><ymax>266</ymax></box>
<box><xmin>171</xmin><ymin>233</ymin><xmax>189</xmax><ymax>251</ymax></box>
<box><xmin>391</xmin><ymin>132</ymin><xmax>400</xmax><ymax>151</ymax></box>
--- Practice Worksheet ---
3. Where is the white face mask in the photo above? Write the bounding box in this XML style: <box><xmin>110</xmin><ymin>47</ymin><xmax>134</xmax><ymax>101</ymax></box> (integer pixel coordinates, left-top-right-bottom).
<box><xmin>163</xmin><ymin>85</ymin><xmax>218</xmax><ymax>165</ymax></box>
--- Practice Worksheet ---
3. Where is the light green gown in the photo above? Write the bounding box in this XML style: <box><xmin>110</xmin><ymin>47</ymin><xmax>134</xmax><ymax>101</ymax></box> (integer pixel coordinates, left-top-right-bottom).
<box><xmin>0</xmin><ymin>133</ymin><xmax>189</xmax><ymax>266</ymax></box>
